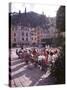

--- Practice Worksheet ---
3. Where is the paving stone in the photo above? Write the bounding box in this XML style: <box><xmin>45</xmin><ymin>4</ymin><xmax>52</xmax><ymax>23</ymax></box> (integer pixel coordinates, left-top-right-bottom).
<box><xmin>14</xmin><ymin>78</ymin><xmax>22</xmax><ymax>87</ymax></box>
<box><xmin>10</xmin><ymin>48</ymin><xmax>55</xmax><ymax>87</ymax></box>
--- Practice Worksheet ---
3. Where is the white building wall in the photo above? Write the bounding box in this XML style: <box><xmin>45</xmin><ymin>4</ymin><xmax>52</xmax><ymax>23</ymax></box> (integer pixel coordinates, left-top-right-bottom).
<box><xmin>11</xmin><ymin>26</ymin><xmax>17</xmax><ymax>46</ymax></box>
<box><xmin>11</xmin><ymin>24</ymin><xmax>58</xmax><ymax>47</ymax></box>
<box><xmin>20</xmin><ymin>27</ymin><xmax>32</xmax><ymax>45</ymax></box>
<box><xmin>16</xmin><ymin>27</ymin><xmax>21</xmax><ymax>45</ymax></box>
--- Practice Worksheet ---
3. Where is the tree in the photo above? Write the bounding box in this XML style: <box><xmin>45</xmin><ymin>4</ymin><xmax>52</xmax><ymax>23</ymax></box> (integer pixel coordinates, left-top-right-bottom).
<box><xmin>55</xmin><ymin>6</ymin><xmax>65</xmax><ymax>46</ymax></box>
<box><xmin>56</xmin><ymin>6</ymin><xmax>65</xmax><ymax>32</ymax></box>
<box><xmin>51</xmin><ymin>6</ymin><xmax>65</xmax><ymax>84</ymax></box>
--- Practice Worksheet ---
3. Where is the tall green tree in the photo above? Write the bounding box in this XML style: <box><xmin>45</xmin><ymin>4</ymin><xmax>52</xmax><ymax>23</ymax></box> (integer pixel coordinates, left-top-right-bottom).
<box><xmin>51</xmin><ymin>6</ymin><xmax>65</xmax><ymax>84</ymax></box>
<box><xmin>55</xmin><ymin>6</ymin><xmax>65</xmax><ymax>46</ymax></box>
<box><xmin>56</xmin><ymin>6</ymin><xmax>65</xmax><ymax>32</ymax></box>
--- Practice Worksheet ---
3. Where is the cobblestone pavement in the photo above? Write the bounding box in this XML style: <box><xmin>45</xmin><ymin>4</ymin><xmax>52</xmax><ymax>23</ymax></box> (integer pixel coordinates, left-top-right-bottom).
<box><xmin>9</xmin><ymin>49</ymin><xmax>56</xmax><ymax>87</ymax></box>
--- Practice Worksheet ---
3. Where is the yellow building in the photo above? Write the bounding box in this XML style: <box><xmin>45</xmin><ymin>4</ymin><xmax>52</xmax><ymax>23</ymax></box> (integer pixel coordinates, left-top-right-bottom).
<box><xmin>36</xmin><ymin>26</ymin><xmax>44</xmax><ymax>44</ymax></box>
<box><xmin>31</xmin><ymin>28</ymin><xmax>38</xmax><ymax>45</ymax></box>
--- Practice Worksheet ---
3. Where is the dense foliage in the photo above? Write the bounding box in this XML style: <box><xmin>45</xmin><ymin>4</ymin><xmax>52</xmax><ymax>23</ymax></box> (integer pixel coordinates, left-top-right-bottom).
<box><xmin>56</xmin><ymin>6</ymin><xmax>65</xmax><ymax>32</ymax></box>
<box><xmin>51</xmin><ymin>6</ymin><xmax>65</xmax><ymax>84</ymax></box>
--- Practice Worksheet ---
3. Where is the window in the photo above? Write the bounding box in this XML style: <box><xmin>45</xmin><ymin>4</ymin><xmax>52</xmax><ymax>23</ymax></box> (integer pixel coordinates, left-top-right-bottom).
<box><xmin>31</xmin><ymin>38</ymin><xmax>33</xmax><ymax>40</ymax></box>
<box><xmin>31</xmin><ymin>33</ymin><xmax>34</xmax><ymax>35</ymax></box>
<box><xmin>35</xmin><ymin>38</ymin><xmax>36</xmax><ymax>40</ymax></box>
<box><xmin>26</xmin><ymin>38</ymin><xmax>28</xmax><ymax>41</ymax></box>
<box><xmin>26</xmin><ymin>33</ymin><xmax>28</xmax><ymax>36</ymax></box>
<box><xmin>14</xmin><ymin>38</ymin><xmax>16</xmax><ymax>42</ymax></box>
<box><xmin>14</xmin><ymin>33</ymin><xmax>16</xmax><ymax>36</ymax></box>
<box><xmin>22</xmin><ymin>38</ymin><xmax>24</xmax><ymax>40</ymax></box>
<box><xmin>22</xmin><ymin>32</ymin><xmax>24</xmax><ymax>36</ymax></box>
<box><xmin>11</xmin><ymin>27</ymin><xmax>14</xmax><ymax>31</ymax></box>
